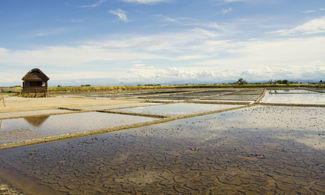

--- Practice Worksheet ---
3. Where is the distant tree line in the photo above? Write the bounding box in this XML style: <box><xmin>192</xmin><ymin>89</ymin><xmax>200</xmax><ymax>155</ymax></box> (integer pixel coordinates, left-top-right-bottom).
<box><xmin>137</xmin><ymin>84</ymin><xmax>161</xmax><ymax>86</ymax></box>
<box><xmin>236</xmin><ymin>78</ymin><xmax>247</xmax><ymax>85</ymax></box>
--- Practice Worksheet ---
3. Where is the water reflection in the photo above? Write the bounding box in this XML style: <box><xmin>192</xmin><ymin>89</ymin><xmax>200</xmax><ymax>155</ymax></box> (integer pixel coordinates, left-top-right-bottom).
<box><xmin>24</xmin><ymin>115</ymin><xmax>50</xmax><ymax>127</ymax></box>
<box><xmin>262</xmin><ymin>90</ymin><xmax>325</xmax><ymax>104</ymax></box>
<box><xmin>0</xmin><ymin>106</ymin><xmax>324</xmax><ymax>194</ymax></box>
<box><xmin>0</xmin><ymin>112</ymin><xmax>156</xmax><ymax>145</ymax></box>
<box><xmin>269</xmin><ymin>89</ymin><xmax>317</xmax><ymax>94</ymax></box>
<box><xmin>114</xmin><ymin>103</ymin><xmax>240</xmax><ymax>116</ymax></box>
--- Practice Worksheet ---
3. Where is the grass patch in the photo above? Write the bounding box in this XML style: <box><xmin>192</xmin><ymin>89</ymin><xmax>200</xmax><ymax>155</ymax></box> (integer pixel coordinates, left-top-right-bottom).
<box><xmin>48</xmin><ymin>83</ymin><xmax>325</xmax><ymax>94</ymax></box>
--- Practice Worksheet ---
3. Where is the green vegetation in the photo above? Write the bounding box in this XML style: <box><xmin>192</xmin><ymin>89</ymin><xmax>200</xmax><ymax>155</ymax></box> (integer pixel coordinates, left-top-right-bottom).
<box><xmin>0</xmin><ymin>86</ymin><xmax>21</xmax><ymax>96</ymax></box>
<box><xmin>236</xmin><ymin>78</ymin><xmax>248</xmax><ymax>85</ymax></box>
<box><xmin>47</xmin><ymin>83</ymin><xmax>325</xmax><ymax>94</ymax></box>
<box><xmin>2</xmin><ymin>82</ymin><xmax>324</xmax><ymax>96</ymax></box>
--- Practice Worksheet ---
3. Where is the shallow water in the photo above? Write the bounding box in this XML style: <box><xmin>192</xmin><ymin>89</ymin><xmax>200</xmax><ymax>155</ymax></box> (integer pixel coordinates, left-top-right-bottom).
<box><xmin>70</xmin><ymin>103</ymin><xmax>160</xmax><ymax>111</ymax></box>
<box><xmin>0</xmin><ymin>105</ymin><xmax>324</xmax><ymax>194</ymax></box>
<box><xmin>269</xmin><ymin>89</ymin><xmax>317</xmax><ymax>94</ymax></box>
<box><xmin>0</xmin><ymin>112</ymin><xmax>156</xmax><ymax>145</ymax></box>
<box><xmin>0</xmin><ymin>109</ymin><xmax>74</xmax><ymax>120</ymax></box>
<box><xmin>262</xmin><ymin>90</ymin><xmax>325</xmax><ymax>104</ymax></box>
<box><xmin>202</xmin><ymin>94</ymin><xmax>260</xmax><ymax>101</ymax></box>
<box><xmin>113</xmin><ymin>103</ymin><xmax>240</xmax><ymax>116</ymax></box>
<box><xmin>232</xmin><ymin>89</ymin><xmax>264</xmax><ymax>95</ymax></box>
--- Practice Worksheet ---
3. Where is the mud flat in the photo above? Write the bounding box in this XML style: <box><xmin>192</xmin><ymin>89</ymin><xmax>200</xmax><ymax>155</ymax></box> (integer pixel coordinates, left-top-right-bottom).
<box><xmin>0</xmin><ymin>105</ymin><xmax>324</xmax><ymax>194</ymax></box>
<box><xmin>0</xmin><ymin>96</ymin><xmax>140</xmax><ymax>113</ymax></box>
<box><xmin>0</xmin><ymin>183</ymin><xmax>22</xmax><ymax>195</ymax></box>
<box><xmin>0</xmin><ymin>87</ymin><xmax>324</xmax><ymax>194</ymax></box>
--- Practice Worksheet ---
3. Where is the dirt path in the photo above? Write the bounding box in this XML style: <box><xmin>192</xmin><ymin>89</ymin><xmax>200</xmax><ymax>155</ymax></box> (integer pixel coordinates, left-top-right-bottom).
<box><xmin>0</xmin><ymin>96</ymin><xmax>140</xmax><ymax>113</ymax></box>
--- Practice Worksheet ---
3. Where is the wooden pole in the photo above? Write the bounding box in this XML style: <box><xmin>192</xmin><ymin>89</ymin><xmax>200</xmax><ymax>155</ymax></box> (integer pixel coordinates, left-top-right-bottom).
<box><xmin>0</xmin><ymin>95</ymin><xmax>5</xmax><ymax>107</ymax></box>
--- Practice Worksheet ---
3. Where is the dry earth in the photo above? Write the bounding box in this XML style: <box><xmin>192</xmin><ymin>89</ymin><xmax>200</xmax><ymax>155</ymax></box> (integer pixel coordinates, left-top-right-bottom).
<box><xmin>0</xmin><ymin>96</ymin><xmax>140</xmax><ymax>113</ymax></box>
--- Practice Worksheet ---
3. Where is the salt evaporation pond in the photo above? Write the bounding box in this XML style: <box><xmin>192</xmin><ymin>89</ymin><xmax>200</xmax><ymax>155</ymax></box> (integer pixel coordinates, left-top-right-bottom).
<box><xmin>113</xmin><ymin>103</ymin><xmax>240</xmax><ymax>117</ymax></box>
<box><xmin>0</xmin><ymin>105</ymin><xmax>324</xmax><ymax>194</ymax></box>
<box><xmin>262</xmin><ymin>90</ymin><xmax>325</xmax><ymax>104</ymax></box>
<box><xmin>0</xmin><ymin>112</ymin><xmax>156</xmax><ymax>145</ymax></box>
<box><xmin>71</xmin><ymin>102</ymin><xmax>160</xmax><ymax>111</ymax></box>
<box><xmin>268</xmin><ymin>89</ymin><xmax>318</xmax><ymax>94</ymax></box>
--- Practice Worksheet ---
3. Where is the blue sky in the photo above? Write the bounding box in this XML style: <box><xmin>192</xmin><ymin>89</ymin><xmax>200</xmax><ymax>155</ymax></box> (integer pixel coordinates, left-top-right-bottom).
<box><xmin>0</xmin><ymin>0</ymin><xmax>325</xmax><ymax>86</ymax></box>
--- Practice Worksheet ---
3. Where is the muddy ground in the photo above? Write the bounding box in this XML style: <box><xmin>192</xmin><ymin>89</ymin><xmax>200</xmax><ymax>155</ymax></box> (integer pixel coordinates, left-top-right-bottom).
<box><xmin>0</xmin><ymin>87</ymin><xmax>324</xmax><ymax>194</ymax></box>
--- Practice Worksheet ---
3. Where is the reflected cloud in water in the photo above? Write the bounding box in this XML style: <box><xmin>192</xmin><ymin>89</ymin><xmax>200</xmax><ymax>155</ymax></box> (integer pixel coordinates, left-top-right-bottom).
<box><xmin>262</xmin><ymin>90</ymin><xmax>325</xmax><ymax>104</ymax></box>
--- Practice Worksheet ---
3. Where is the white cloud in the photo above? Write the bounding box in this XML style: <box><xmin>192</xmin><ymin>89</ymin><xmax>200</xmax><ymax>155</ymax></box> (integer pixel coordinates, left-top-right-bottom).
<box><xmin>271</xmin><ymin>17</ymin><xmax>325</xmax><ymax>36</ymax></box>
<box><xmin>1</xmin><ymin>26</ymin><xmax>325</xmax><ymax>85</ymax></box>
<box><xmin>109</xmin><ymin>9</ymin><xmax>128</xmax><ymax>22</ymax></box>
<box><xmin>320</xmin><ymin>8</ymin><xmax>325</xmax><ymax>11</ymax></box>
<box><xmin>160</xmin><ymin>16</ymin><xmax>227</xmax><ymax>32</ymax></box>
<box><xmin>221</xmin><ymin>0</ymin><xmax>280</xmax><ymax>4</ymax></box>
<box><xmin>162</xmin><ymin>16</ymin><xmax>178</xmax><ymax>23</ymax></box>
<box><xmin>80</xmin><ymin>0</ymin><xmax>105</xmax><ymax>8</ymax></box>
<box><xmin>223</xmin><ymin>0</ymin><xmax>245</xmax><ymax>2</ymax></box>
<box><xmin>200</xmin><ymin>37</ymin><xmax>325</xmax><ymax>70</ymax></box>
<box><xmin>222</xmin><ymin>8</ymin><xmax>232</xmax><ymax>14</ymax></box>
<box><xmin>30</xmin><ymin>28</ymin><xmax>69</xmax><ymax>37</ymax></box>
<box><xmin>303</xmin><ymin>10</ymin><xmax>316</xmax><ymax>14</ymax></box>
<box><xmin>121</xmin><ymin>0</ymin><xmax>169</xmax><ymax>4</ymax></box>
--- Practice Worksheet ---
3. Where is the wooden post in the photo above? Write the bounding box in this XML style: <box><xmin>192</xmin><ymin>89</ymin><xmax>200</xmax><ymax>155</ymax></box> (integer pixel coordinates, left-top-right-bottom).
<box><xmin>45</xmin><ymin>81</ymin><xmax>48</xmax><ymax>97</ymax></box>
<box><xmin>0</xmin><ymin>95</ymin><xmax>5</xmax><ymax>107</ymax></box>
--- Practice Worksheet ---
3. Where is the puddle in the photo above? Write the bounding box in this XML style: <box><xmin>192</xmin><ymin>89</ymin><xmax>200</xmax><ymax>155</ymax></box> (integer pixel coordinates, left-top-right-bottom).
<box><xmin>0</xmin><ymin>106</ymin><xmax>324</xmax><ymax>194</ymax></box>
<box><xmin>262</xmin><ymin>90</ymin><xmax>325</xmax><ymax>104</ymax></box>
<box><xmin>0</xmin><ymin>112</ymin><xmax>156</xmax><ymax>145</ymax></box>
<box><xmin>113</xmin><ymin>103</ymin><xmax>240</xmax><ymax>116</ymax></box>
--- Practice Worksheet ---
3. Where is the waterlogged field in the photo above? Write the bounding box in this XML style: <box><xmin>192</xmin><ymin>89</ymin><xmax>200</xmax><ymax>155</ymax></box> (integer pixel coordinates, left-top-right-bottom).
<box><xmin>0</xmin><ymin>112</ymin><xmax>156</xmax><ymax>145</ymax></box>
<box><xmin>262</xmin><ymin>90</ymin><xmax>325</xmax><ymax>104</ymax></box>
<box><xmin>114</xmin><ymin>103</ymin><xmax>240</xmax><ymax>117</ymax></box>
<box><xmin>0</xmin><ymin>88</ymin><xmax>324</xmax><ymax>194</ymax></box>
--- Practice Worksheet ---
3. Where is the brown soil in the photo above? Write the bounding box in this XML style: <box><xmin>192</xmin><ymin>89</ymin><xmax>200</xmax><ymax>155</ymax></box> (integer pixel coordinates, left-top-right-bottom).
<box><xmin>0</xmin><ymin>96</ymin><xmax>140</xmax><ymax>113</ymax></box>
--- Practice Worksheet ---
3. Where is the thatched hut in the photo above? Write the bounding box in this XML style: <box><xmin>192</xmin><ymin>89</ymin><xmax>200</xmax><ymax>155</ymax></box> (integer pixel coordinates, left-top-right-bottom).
<box><xmin>22</xmin><ymin>68</ymin><xmax>49</xmax><ymax>97</ymax></box>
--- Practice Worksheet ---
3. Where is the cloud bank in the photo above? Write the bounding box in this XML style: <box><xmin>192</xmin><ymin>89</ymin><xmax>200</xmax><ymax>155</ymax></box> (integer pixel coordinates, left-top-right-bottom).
<box><xmin>1</xmin><ymin>16</ymin><xmax>325</xmax><ymax>85</ymax></box>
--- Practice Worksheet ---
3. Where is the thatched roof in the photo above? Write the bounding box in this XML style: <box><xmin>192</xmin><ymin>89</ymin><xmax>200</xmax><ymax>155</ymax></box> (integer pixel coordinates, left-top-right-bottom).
<box><xmin>22</xmin><ymin>68</ymin><xmax>49</xmax><ymax>82</ymax></box>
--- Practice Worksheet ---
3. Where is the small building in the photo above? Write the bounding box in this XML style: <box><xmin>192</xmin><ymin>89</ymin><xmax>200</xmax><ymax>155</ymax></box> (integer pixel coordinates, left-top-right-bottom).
<box><xmin>22</xmin><ymin>68</ymin><xmax>49</xmax><ymax>97</ymax></box>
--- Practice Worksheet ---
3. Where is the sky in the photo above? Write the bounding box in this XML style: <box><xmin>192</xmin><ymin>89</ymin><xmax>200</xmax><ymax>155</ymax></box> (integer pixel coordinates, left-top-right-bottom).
<box><xmin>0</xmin><ymin>0</ymin><xmax>325</xmax><ymax>86</ymax></box>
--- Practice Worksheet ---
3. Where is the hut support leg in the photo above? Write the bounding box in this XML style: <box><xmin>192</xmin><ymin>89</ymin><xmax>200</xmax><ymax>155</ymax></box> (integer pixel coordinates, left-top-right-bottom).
<box><xmin>0</xmin><ymin>96</ymin><xmax>5</xmax><ymax>107</ymax></box>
